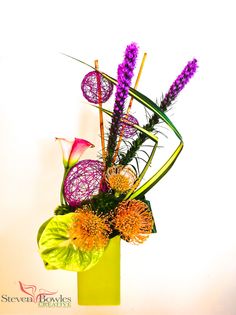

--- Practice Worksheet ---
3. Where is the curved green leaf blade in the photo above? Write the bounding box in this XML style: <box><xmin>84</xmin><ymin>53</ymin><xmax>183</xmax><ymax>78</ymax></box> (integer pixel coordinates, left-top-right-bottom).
<box><xmin>62</xmin><ymin>55</ymin><xmax>184</xmax><ymax>197</ymax></box>
<box><xmin>39</xmin><ymin>213</ymin><xmax>105</xmax><ymax>272</ymax></box>
<box><xmin>92</xmin><ymin>104</ymin><xmax>183</xmax><ymax>200</ymax></box>
<box><xmin>93</xmin><ymin>106</ymin><xmax>158</xmax><ymax>143</ymax></box>
<box><xmin>101</xmin><ymin>73</ymin><xmax>182</xmax><ymax>141</ymax></box>
<box><xmin>61</xmin><ymin>55</ymin><xmax>182</xmax><ymax>141</ymax></box>
<box><xmin>63</xmin><ymin>54</ymin><xmax>182</xmax><ymax>141</ymax></box>
<box><xmin>61</xmin><ymin>53</ymin><xmax>95</xmax><ymax>70</ymax></box>
<box><xmin>124</xmin><ymin>143</ymin><xmax>158</xmax><ymax>200</ymax></box>
<box><xmin>129</xmin><ymin>141</ymin><xmax>184</xmax><ymax>199</ymax></box>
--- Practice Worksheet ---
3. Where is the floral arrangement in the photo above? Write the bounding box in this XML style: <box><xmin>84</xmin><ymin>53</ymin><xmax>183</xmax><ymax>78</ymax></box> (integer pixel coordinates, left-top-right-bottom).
<box><xmin>37</xmin><ymin>43</ymin><xmax>197</xmax><ymax>273</ymax></box>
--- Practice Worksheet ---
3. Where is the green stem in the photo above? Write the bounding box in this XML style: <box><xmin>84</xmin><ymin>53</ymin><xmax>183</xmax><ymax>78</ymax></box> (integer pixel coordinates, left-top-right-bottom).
<box><xmin>129</xmin><ymin>141</ymin><xmax>184</xmax><ymax>200</ymax></box>
<box><xmin>124</xmin><ymin>142</ymin><xmax>158</xmax><ymax>200</ymax></box>
<box><xmin>60</xmin><ymin>167</ymin><xmax>70</xmax><ymax>205</ymax></box>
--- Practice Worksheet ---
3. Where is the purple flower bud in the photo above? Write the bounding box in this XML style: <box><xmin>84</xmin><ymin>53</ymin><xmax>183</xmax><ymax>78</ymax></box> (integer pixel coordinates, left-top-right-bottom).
<box><xmin>106</xmin><ymin>43</ymin><xmax>139</xmax><ymax>166</ymax></box>
<box><xmin>161</xmin><ymin>58</ymin><xmax>198</xmax><ymax>110</ymax></box>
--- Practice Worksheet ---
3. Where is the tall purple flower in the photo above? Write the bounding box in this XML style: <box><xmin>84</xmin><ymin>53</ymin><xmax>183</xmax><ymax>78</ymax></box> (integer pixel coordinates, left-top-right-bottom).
<box><xmin>106</xmin><ymin>43</ymin><xmax>139</xmax><ymax>167</ymax></box>
<box><xmin>161</xmin><ymin>58</ymin><xmax>198</xmax><ymax>110</ymax></box>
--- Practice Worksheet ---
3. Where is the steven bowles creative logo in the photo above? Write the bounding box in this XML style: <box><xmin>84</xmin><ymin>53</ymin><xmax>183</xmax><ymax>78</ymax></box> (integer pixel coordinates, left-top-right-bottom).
<box><xmin>1</xmin><ymin>281</ymin><xmax>71</xmax><ymax>308</ymax></box>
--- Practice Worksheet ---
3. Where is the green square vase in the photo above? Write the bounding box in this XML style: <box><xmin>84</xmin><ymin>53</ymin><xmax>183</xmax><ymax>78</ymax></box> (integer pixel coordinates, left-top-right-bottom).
<box><xmin>78</xmin><ymin>235</ymin><xmax>120</xmax><ymax>305</ymax></box>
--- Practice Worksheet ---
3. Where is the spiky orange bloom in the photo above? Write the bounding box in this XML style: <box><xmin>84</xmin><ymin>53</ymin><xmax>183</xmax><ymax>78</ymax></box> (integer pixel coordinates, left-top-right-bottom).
<box><xmin>68</xmin><ymin>207</ymin><xmax>111</xmax><ymax>252</ymax></box>
<box><xmin>114</xmin><ymin>200</ymin><xmax>153</xmax><ymax>244</ymax></box>
<box><xmin>106</xmin><ymin>165</ymin><xmax>136</xmax><ymax>194</ymax></box>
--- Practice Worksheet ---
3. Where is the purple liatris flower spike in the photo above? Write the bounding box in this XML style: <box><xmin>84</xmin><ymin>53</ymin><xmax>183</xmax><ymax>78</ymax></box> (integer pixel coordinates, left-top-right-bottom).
<box><xmin>106</xmin><ymin>43</ymin><xmax>139</xmax><ymax>167</ymax></box>
<box><xmin>161</xmin><ymin>58</ymin><xmax>198</xmax><ymax>110</ymax></box>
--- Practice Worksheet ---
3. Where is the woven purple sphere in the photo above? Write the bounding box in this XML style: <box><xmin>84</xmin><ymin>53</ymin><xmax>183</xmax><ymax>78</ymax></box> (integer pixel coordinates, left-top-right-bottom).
<box><xmin>64</xmin><ymin>159</ymin><xmax>103</xmax><ymax>207</ymax></box>
<box><xmin>81</xmin><ymin>71</ymin><xmax>113</xmax><ymax>104</ymax></box>
<box><xmin>120</xmin><ymin>114</ymin><xmax>139</xmax><ymax>138</ymax></box>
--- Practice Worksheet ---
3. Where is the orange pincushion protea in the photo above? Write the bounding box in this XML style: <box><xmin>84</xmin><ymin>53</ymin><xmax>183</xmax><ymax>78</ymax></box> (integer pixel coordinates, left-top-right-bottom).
<box><xmin>114</xmin><ymin>200</ymin><xmax>153</xmax><ymax>244</ymax></box>
<box><xmin>106</xmin><ymin>165</ymin><xmax>137</xmax><ymax>194</ymax></box>
<box><xmin>69</xmin><ymin>206</ymin><xmax>111</xmax><ymax>252</ymax></box>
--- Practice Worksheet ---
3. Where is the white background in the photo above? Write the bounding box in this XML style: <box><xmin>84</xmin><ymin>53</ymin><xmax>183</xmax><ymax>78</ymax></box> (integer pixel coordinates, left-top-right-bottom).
<box><xmin>0</xmin><ymin>1</ymin><xmax>236</xmax><ymax>315</ymax></box>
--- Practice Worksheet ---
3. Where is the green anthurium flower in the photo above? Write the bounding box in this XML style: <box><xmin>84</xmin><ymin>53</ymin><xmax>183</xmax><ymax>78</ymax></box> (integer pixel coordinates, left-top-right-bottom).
<box><xmin>37</xmin><ymin>218</ymin><xmax>58</xmax><ymax>270</ymax></box>
<box><xmin>38</xmin><ymin>213</ymin><xmax>105</xmax><ymax>272</ymax></box>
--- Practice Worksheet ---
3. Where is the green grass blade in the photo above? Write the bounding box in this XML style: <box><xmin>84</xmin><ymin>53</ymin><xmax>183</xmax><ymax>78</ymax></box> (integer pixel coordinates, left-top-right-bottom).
<box><xmin>124</xmin><ymin>142</ymin><xmax>158</xmax><ymax>200</ymax></box>
<box><xmin>93</xmin><ymin>106</ymin><xmax>159</xmax><ymax>143</ymax></box>
<box><xmin>129</xmin><ymin>141</ymin><xmax>184</xmax><ymax>199</ymax></box>
<box><xmin>62</xmin><ymin>55</ymin><xmax>184</xmax><ymax>196</ymax></box>
<box><xmin>61</xmin><ymin>55</ymin><xmax>182</xmax><ymax>140</ymax></box>
<box><xmin>61</xmin><ymin>53</ymin><xmax>95</xmax><ymax>70</ymax></box>
<box><xmin>101</xmin><ymin>73</ymin><xmax>182</xmax><ymax>141</ymax></box>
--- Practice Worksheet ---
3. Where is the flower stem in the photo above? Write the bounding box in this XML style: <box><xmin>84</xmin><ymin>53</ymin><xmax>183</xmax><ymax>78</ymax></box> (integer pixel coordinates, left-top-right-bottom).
<box><xmin>124</xmin><ymin>141</ymin><xmax>158</xmax><ymax>200</ymax></box>
<box><xmin>60</xmin><ymin>167</ymin><xmax>70</xmax><ymax>205</ymax></box>
<box><xmin>129</xmin><ymin>141</ymin><xmax>184</xmax><ymax>200</ymax></box>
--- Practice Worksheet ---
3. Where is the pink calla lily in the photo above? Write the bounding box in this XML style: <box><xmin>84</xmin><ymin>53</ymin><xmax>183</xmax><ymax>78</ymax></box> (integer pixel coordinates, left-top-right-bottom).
<box><xmin>56</xmin><ymin>137</ymin><xmax>94</xmax><ymax>168</ymax></box>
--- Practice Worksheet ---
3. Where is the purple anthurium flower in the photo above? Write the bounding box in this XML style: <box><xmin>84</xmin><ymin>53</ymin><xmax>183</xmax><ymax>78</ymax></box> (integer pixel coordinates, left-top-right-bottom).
<box><xmin>56</xmin><ymin>137</ymin><xmax>94</xmax><ymax>168</ymax></box>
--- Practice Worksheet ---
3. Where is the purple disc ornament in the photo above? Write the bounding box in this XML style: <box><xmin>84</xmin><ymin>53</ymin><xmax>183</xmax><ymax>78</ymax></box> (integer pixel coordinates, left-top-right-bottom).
<box><xmin>64</xmin><ymin>159</ymin><xmax>103</xmax><ymax>207</ymax></box>
<box><xmin>119</xmin><ymin>114</ymin><xmax>139</xmax><ymax>138</ymax></box>
<box><xmin>81</xmin><ymin>71</ymin><xmax>113</xmax><ymax>104</ymax></box>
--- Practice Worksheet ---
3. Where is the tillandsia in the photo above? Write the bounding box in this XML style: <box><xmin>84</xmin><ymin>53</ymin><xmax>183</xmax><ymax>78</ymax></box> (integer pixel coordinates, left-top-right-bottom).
<box><xmin>37</xmin><ymin>43</ymin><xmax>198</xmax><ymax>272</ymax></box>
